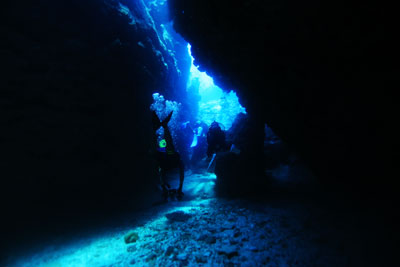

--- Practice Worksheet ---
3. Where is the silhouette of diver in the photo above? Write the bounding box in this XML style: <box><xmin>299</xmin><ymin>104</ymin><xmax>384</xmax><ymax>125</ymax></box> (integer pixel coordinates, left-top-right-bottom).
<box><xmin>207</xmin><ymin>121</ymin><xmax>228</xmax><ymax>158</ymax></box>
<box><xmin>152</xmin><ymin>110</ymin><xmax>184</xmax><ymax>200</ymax></box>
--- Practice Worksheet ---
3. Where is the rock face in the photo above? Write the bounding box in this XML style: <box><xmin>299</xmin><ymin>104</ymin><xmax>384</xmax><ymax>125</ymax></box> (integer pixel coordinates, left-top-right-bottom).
<box><xmin>168</xmin><ymin>0</ymin><xmax>398</xmax><ymax>196</ymax></box>
<box><xmin>0</xmin><ymin>0</ymin><xmax>190</xmax><ymax>250</ymax></box>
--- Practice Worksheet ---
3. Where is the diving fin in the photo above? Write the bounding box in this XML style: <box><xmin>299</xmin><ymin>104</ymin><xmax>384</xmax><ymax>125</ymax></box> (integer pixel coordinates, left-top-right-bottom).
<box><xmin>152</xmin><ymin>110</ymin><xmax>173</xmax><ymax>130</ymax></box>
<box><xmin>152</xmin><ymin>110</ymin><xmax>161</xmax><ymax>130</ymax></box>
<box><xmin>161</xmin><ymin>111</ymin><xmax>173</xmax><ymax>128</ymax></box>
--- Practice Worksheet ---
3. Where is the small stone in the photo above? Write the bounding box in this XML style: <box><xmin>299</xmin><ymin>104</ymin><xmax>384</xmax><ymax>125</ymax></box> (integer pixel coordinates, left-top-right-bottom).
<box><xmin>229</xmin><ymin>240</ymin><xmax>238</xmax><ymax>245</ymax></box>
<box><xmin>220</xmin><ymin>224</ymin><xmax>235</xmax><ymax>231</ymax></box>
<box><xmin>165</xmin><ymin>246</ymin><xmax>175</xmax><ymax>256</ymax></box>
<box><xmin>165</xmin><ymin>211</ymin><xmax>192</xmax><ymax>222</ymax></box>
<box><xmin>176</xmin><ymin>253</ymin><xmax>187</xmax><ymax>260</ymax></box>
<box><xmin>234</xmin><ymin>231</ymin><xmax>242</xmax><ymax>238</ymax></box>
<box><xmin>248</xmin><ymin>246</ymin><xmax>259</xmax><ymax>252</ymax></box>
<box><xmin>205</xmin><ymin>235</ymin><xmax>217</xmax><ymax>244</ymax></box>
<box><xmin>239</xmin><ymin>256</ymin><xmax>248</xmax><ymax>262</ymax></box>
<box><xmin>207</xmin><ymin>228</ymin><xmax>217</xmax><ymax>234</ymax></box>
<box><xmin>179</xmin><ymin>259</ymin><xmax>189</xmax><ymax>266</ymax></box>
<box><xmin>196</xmin><ymin>234</ymin><xmax>206</xmax><ymax>241</ymax></box>
<box><xmin>217</xmin><ymin>245</ymin><xmax>239</xmax><ymax>259</ymax></box>
<box><xmin>146</xmin><ymin>253</ymin><xmax>157</xmax><ymax>262</ymax></box>
<box><xmin>129</xmin><ymin>259</ymin><xmax>136</xmax><ymax>265</ymax></box>
<box><xmin>195</xmin><ymin>254</ymin><xmax>208</xmax><ymax>263</ymax></box>
<box><xmin>124</xmin><ymin>231</ymin><xmax>139</xmax><ymax>244</ymax></box>
<box><xmin>222</xmin><ymin>229</ymin><xmax>235</xmax><ymax>237</ymax></box>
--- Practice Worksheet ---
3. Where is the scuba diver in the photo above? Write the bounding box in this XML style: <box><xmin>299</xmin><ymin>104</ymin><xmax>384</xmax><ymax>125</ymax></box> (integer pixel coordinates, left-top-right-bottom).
<box><xmin>152</xmin><ymin>110</ymin><xmax>184</xmax><ymax>200</ymax></box>
<box><xmin>190</xmin><ymin>120</ymin><xmax>208</xmax><ymax>170</ymax></box>
<box><xmin>177</xmin><ymin>121</ymin><xmax>194</xmax><ymax>169</ymax></box>
<box><xmin>207</xmin><ymin>121</ymin><xmax>228</xmax><ymax>158</ymax></box>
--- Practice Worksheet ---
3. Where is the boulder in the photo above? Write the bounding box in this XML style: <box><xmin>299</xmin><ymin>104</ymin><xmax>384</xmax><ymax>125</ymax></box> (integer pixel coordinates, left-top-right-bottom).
<box><xmin>124</xmin><ymin>231</ymin><xmax>139</xmax><ymax>244</ymax></box>
<box><xmin>165</xmin><ymin>211</ymin><xmax>192</xmax><ymax>222</ymax></box>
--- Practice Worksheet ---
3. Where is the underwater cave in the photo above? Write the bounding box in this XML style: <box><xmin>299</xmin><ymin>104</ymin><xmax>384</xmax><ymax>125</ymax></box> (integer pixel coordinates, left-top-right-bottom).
<box><xmin>1</xmin><ymin>0</ymin><xmax>398</xmax><ymax>265</ymax></box>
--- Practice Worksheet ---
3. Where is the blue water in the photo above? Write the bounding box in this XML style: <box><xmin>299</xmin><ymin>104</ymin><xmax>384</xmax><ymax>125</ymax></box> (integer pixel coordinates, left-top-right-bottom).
<box><xmin>187</xmin><ymin>44</ymin><xmax>246</xmax><ymax>130</ymax></box>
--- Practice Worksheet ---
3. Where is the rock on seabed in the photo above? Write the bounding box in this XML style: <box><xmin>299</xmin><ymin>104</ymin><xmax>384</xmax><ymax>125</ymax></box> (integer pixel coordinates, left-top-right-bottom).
<box><xmin>124</xmin><ymin>231</ymin><xmax>139</xmax><ymax>244</ymax></box>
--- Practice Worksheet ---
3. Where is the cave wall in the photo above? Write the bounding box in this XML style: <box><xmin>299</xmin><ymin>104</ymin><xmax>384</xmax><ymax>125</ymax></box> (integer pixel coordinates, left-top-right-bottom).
<box><xmin>168</xmin><ymin>0</ymin><xmax>398</xmax><ymax>196</ymax></box>
<box><xmin>0</xmin><ymin>0</ymin><xmax>189</xmax><ymax>246</ymax></box>
<box><xmin>145</xmin><ymin>0</ymin><xmax>192</xmax><ymax>104</ymax></box>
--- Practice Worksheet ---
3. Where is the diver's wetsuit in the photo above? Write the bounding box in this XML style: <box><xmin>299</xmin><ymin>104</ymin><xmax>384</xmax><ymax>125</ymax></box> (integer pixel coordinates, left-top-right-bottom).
<box><xmin>152</xmin><ymin>111</ymin><xmax>184</xmax><ymax>198</ymax></box>
<box><xmin>207</xmin><ymin>121</ymin><xmax>227</xmax><ymax>157</ymax></box>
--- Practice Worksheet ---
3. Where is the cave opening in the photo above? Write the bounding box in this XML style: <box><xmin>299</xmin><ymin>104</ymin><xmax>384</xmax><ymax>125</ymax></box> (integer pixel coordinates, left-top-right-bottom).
<box><xmin>147</xmin><ymin>0</ymin><xmax>246</xmax><ymax>172</ymax></box>
<box><xmin>186</xmin><ymin>44</ymin><xmax>246</xmax><ymax>130</ymax></box>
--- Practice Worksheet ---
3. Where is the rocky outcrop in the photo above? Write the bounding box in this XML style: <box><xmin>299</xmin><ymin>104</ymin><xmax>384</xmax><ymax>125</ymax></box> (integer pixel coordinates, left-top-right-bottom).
<box><xmin>168</xmin><ymin>0</ymin><xmax>398</xmax><ymax>196</ymax></box>
<box><xmin>215</xmin><ymin>113</ymin><xmax>268</xmax><ymax>197</ymax></box>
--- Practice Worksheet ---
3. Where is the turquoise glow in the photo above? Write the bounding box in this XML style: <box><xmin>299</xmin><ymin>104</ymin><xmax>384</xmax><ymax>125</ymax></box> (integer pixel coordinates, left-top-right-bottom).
<box><xmin>11</xmin><ymin>173</ymin><xmax>217</xmax><ymax>267</ymax></box>
<box><xmin>187</xmin><ymin>44</ymin><xmax>246</xmax><ymax>130</ymax></box>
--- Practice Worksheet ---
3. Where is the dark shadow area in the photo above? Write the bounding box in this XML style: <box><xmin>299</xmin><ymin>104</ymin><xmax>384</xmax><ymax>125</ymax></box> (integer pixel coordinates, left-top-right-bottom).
<box><xmin>167</xmin><ymin>1</ymin><xmax>399</xmax><ymax>263</ymax></box>
<box><xmin>211</xmin><ymin>114</ymin><xmax>397</xmax><ymax>265</ymax></box>
<box><xmin>0</xmin><ymin>0</ymin><xmax>185</xmax><ymax>259</ymax></box>
<box><xmin>168</xmin><ymin>0</ymin><xmax>398</xmax><ymax>200</ymax></box>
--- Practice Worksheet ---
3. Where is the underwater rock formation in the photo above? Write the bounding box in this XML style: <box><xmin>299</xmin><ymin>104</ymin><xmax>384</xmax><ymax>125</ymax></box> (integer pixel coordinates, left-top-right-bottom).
<box><xmin>214</xmin><ymin>113</ymin><xmax>268</xmax><ymax>197</ymax></box>
<box><xmin>2</xmin><ymin>0</ymin><xmax>398</xmax><ymax>261</ymax></box>
<box><xmin>168</xmin><ymin>0</ymin><xmax>398</xmax><ymax>197</ymax></box>
<box><xmin>1</xmin><ymin>0</ymin><xmax>190</xmax><ymax>250</ymax></box>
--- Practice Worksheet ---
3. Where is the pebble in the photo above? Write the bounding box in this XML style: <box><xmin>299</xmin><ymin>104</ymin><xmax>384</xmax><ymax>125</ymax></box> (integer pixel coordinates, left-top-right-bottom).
<box><xmin>124</xmin><ymin>231</ymin><xmax>139</xmax><ymax>244</ymax></box>
<box><xmin>205</xmin><ymin>235</ymin><xmax>217</xmax><ymax>244</ymax></box>
<box><xmin>165</xmin><ymin>211</ymin><xmax>192</xmax><ymax>222</ymax></box>
<box><xmin>165</xmin><ymin>246</ymin><xmax>175</xmax><ymax>256</ymax></box>
<box><xmin>195</xmin><ymin>254</ymin><xmax>208</xmax><ymax>263</ymax></box>
<box><xmin>217</xmin><ymin>245</ymin><xmax>239</xmax><ymax>259</ymax></box>
<box><xmin>146</xmin><ymin>253</ymin><xmax>157</xmax><ymax>262</ymax></box>
<box><xmin>176</xmin><ymin>253</ymin><xmax>187</xmax><ymax>260</ymax></box>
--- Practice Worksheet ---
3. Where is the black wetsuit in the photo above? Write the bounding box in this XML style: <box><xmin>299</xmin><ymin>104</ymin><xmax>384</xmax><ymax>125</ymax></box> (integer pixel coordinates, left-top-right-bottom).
<box><xmin>207</xmin><ymin>122</ymin><xmax>227</xmax><ymax>157</ymax></box>
<box><xmin>152</xmin><ymin>111</ymin><xmax>184</xmax><ymax>197</ymax></box>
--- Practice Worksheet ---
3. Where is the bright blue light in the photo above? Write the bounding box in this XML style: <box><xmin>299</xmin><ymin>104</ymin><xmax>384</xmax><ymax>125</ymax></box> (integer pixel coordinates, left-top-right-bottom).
<box><xmin>187</xmin><ymin>44</ymin><xmax>246</xmax><ymax>129</ymax></box>
<box><xmin>187</xmin><ymin>44</ymin><xmax>220</xmax><ymax>96</ymax></box>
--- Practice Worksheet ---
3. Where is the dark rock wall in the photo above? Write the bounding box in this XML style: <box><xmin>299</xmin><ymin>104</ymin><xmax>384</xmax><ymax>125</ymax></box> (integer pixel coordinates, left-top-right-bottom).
<box><xmin>168</xmin><ymin>0</ymin><xmax>398</xmax><ymax>196</ymax></box>
<box><xmin>144</xmin><ymin>0</ymin><xmax>196</xmax><ymax>128</ymax></box>
<box><xmin>0</xmin><ymin>0</ymin><xmax>189</xmax><ymax>247</ymax></box>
